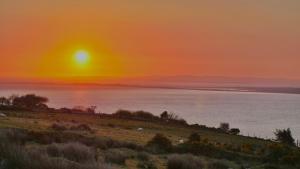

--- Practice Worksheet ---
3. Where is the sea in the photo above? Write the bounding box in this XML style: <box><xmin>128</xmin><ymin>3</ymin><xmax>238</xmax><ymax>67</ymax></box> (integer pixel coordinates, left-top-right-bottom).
<box><xmin>0</xmin><ymin>85</ymin><xmax>300</xmax><ymax>141</ymax></box>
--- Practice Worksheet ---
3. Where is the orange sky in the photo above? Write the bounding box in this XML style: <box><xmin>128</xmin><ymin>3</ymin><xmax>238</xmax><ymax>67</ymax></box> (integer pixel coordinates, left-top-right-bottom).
<box><xmin>0</xmin><ymin>0</ymin><xmax>300</xmax><ymax>83</ymax></box>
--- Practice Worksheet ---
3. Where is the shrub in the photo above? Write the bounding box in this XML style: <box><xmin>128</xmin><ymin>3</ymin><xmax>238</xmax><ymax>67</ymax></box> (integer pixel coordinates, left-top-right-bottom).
<box><xmin>160</xmin><ymin>111</ymin><xmax>168</xmax><ymax>119</ymax></box>
<box><xmin>104</xmin><ymin>149</ymin><xmax>130</xmax><ymax>165</ymax></box>
<box><xmin>113</xmin><ymin>110</ymin><xmax>133</xmax><ymax>119</ymax></box>
<box><xmin>160</xmin><ymin>111</ymin><xmax>187</xmax><ymax>125</ymax></box>
<box><xmin>146</xmin><ymin>134</ymin><xmax>173</xmax><ymax>153</ymax></box>
<box><xmin>136</xmin><ymin>151</ymin><xmax>150</xmax><ymax>161</ymax></box>
<box><xmin>46</xmin><ymin>142</ymin><xmax>95</xmax><ymax>163</ymax></box>
<box><xmin>263</xmin><ymin>164</ymin><xmax>278</xmax><ymax>169</ymax></box>
<box><xmin>12</xmin><ymin>94</ymin><xmax>48</xmax><ymax>110</ymax></box>
<box><xmin>241</xmin><ymin>143</ymin><xmax>253</xmax><ymax>154</ymax></box>
<box><xmin>265</xmin><ymin>143</ymin><xmax>287</xmax><ymax>160</ymax></box>
<box><xmin>188</xmin><ymin>133</ymin><xmax>201</xmax><ymax>142</ymax></box>
<box><xmin>70</xmin><ymin>124</ymin><xmax>92</xmax><ymax>131</ymax></box>
<box><xmin>0</xmin><ymin>142</ymin><xmax>113</xmax><ymax>169</ymax></box>
<box><xmin>280</xmin><ymin>151</ymin><xmax>300</xmax><ymax>165</ymax></box>
<box><xmin>137</xmin><ymin>161</ymin><xmax>157</xmax><ymax>169</ymax></box>
<box><xmin>51</xmin><ymin>123</ymin><xmax>67</xmax><ymax>131</ymax></box>
<box><xmin>167</xmin><ymin>154</ymin><xmax>204</xmax><ymax>169</ymax></box>
<box><xmin>0</xmin><ymin>128</ymin><xmax>28</xmax><ymax>145</ymax></box>
<box><xmin>229</xmin><ymin>128</ymin><xmax>240</xmax><ymax>135</ymax></box>
<box><xmin>133</xmin><ymin>111</ymin><xmax>157</xmax><ymax>120</ymax></box>
<box><xmin>219</xmin><ymin>123</ymin><xmax>229</xmax><ymax>132</ymax></box>
<box><xmin>207</xmin><ymin>162</ymin><xmax>228</xmax><ymax>169</ymax></box>
<box><xmin>274</xmin><ymin>128</ymin><xmax>295</xmax><ymax>146</ymax></box>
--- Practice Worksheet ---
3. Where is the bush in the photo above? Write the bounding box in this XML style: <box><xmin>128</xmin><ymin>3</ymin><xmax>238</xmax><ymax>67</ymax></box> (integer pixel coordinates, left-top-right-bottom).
<box><xmin>207</xmin><ymin>162</ymin><xmax>228</xmax><ymax>169</ymax></box>
<box><xmin>0</xmin><ymin>142</ymin><xmax>113</xmax><ymax>169</ymax></box>
<box><xmin>113</xmin><ymin>110</ymin><xmax>133</xmax><ymax>119</ymax></box>
<box><xmin>241</xmin><ymin>144</ymin><xmax>254</xmax><ymax>154</ymax></box>
<box><xmin>219</xmin><ymin>123</ymin><xmax>229</xmax><ymax>132</ymax></box>
<box><xmin>51</xmin><ymin>123</ymin><xmax>67</xmax><ymax>131</ymax></box>
<box><xmin>133</xmin><ymin>111</ymin><xmax>157</xmax><ymax>120</ymax></box>
<box><xmin>167</xmin><ymin>154</ymin><xmax>204</xmax><ymax>169</ymax></box>
<box><xmin>136</xmin><ymin>151</ymin><xmax>150</xmax><ymax>161</ymax></box>
<box><xmin>104</xmin><ymin>149</ymin><xmax>130</xmax><ymax>165</ymax></box>
<box><xmin>160</xmin><ymin>111</ymin><xmax>187</xmax><ymax>125</ymax></box>
<box><xmin>70</xmin><ymin>124</ymin><xmax>92</xmax><ymax>131</ymax></box>
<box><xmin>12</xmin><ymin>94</ymin><xmax>48</xmax><ymax>110</ymax></box>
<box><xmin>263</xmin><ymin>164</ymin><xmax>278</xmax><ymax>169</ymax></box>
<box><xmin>46</xmin><ymin>142</ymin><xmax>95</xmax><ymax>163</ymax></box>
<box><xmin>137</xmin><ymin>161</ymin><xmax>157</xmax><ymax>169</ymax></box>
<box><xmin>229</xmin><ymin>128</ymin><xmax>240</xmax><ymax>135</ymax></box>
<box><xmin>188</xmin><ymin>133</ymin><xmax>201</xmax><ymax>142</ymax></box>
<box><xmin>146</xmin><ymin>134</ymin><xmax>173</xmax><ymax>153</ymax></box>
<box><xmin>0</xmin><ymin>128</ymin><xmax>28</xmax><ymax>145</ymax></box>
<box><xmin>265</xmin><ymin>143</ymin><xmax>289</xmax><ymax>162</ymax></box>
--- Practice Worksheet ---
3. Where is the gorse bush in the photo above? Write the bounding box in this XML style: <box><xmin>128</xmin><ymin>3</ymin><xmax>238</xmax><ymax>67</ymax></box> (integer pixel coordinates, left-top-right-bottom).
<box><xmin>0</xmin><ymin>142</ymin><xmax>114</xmax><ymax>169</ymax></box>
<box><xmin>207</xmin><ymin>161</ymin><xmax>229</xmax><ymax>169</ymax></box>
<box><xmin>146</xmin><ymin>134</ymin><xmax>173</xmax><ymax>153</ymax></box>
<box><xmin>229</xmin><ymin>128</ymin><xmax>240</xmax><ymax>135</ymax></box>
<box><xmin>264</xmin><ymin>143</ymin><xmax>300</xmax><ymax>166</ymax></box>
<box><xmin>167</xmin><ymin>154</ymin><xmax>204</xmax><ymax>169</ymax></box>
<box><xmin>1</xmin><ymin>128</ymin><xmax>142</xmax><ymax>151</ymax></box>
<box><xmin>137</xmin><ymin>161</ymin><xmax>157</xmax><ymax>169</ymax></box>
<box><xmin>136</xmin><ymin>151</ymin><xmax>150</xmax><ymax>161</ymax></box>
<box><xmin>51</xmin><ymin>123</ymin><xmax>68</xmax><ymax>131</ymax></box>
<box><xmin>113</xmin><ymin>110</ymin><xmax>133</xmax><ymax>118</ymax></box>
<box><xmin>104</xmin><ymin>149</ymin><xmax>130</xmax><ymax>165</ymax></box>
<box><xmin>0</xmin><ymin>128</ymin><xmax>28</xmax><ymax>145</ymax></box>
<box><xmin>70</xmin><ymin>123</ymin><xmax>92</xmax><ymax>131</ymax></box>
<box><xmin>46</xmin><ymin>142</ymin><xmax>95</xmax><ymax>163</ymax></box>
<box><xmin>188</xmin><ymin>133</ymin><xmax>201</xmax><ymax>142</ymax></box>
<box><xmin>113</xmin><ymin>110</ymin><xmax>158</xmax><ymax>121</ymax></box>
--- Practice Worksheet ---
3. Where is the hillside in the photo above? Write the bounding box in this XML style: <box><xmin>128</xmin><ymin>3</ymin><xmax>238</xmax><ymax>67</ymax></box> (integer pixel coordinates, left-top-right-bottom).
<box><xmin>1</xmin><ymin>109</ymin><xmax>299</xmax><ymax>169</ymax></box>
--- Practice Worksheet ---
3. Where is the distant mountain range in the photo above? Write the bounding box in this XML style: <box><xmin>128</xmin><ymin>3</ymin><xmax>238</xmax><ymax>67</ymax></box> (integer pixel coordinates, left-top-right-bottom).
<box><xmin>1</xmin><ymin>76</ymin><xmax>300</xmax><ymax>94</ymax></box>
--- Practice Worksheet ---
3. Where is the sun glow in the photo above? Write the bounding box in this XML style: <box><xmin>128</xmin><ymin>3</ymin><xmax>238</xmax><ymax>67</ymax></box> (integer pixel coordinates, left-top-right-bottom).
<box><xmin>74</xmin><ymin>50</ymin><xmax>90</xmax><ymax>66</ymax></box>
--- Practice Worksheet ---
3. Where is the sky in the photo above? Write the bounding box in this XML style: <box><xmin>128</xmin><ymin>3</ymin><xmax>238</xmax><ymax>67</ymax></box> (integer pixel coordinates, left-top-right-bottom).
<box><xmin>0</xmin><ymin>0</ymin><xmax>300</xmax><ymax>83</ymax></box>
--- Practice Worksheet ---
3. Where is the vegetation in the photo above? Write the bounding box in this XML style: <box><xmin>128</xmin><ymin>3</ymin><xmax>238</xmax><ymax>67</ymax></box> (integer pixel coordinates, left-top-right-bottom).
<box><xmin>104</xmin><ymin>149</ymin><xmax>130</xmax><ymax>165</ymax></box>
<box><xmin>0</xmin><ymin>136</ymin><xmax>113</xmax><ymax>169</ymax></box>
<box><xmin>219</xmin><ymin>122</ymin><xmax>229</xmax><ymax>132</ymax></box>
<box><xmin>146</xmin><ymin>134</ymin><xmax>173</xmax><ymax>153</ymax></box>
<box><xmin>188</xmin><ymin>132</ymin><xmax>201</xmax><ymax>142</ymax></box>
<box><xmin>274</xmin><ymin>128</ymin><xmax>295</xmax><ymax>146</ymax></box>
<box><xmin>137</xmin><ymin>160</ymin><xmax>157</xmax><ymax>169</ymax></box>
<box><xmin>207</xmin><ymin>162</ymin><xmax>228</xmax><ymax>169</ymax></box>
<box><xmin>167</xmin><ymin>154</ymin><xmax>204</xmax><ymax>169</ymax></box>
<box><xmin>0</xmin><ymin>94</ymin><xmax>300</xmax><ymax>169</ymax></box>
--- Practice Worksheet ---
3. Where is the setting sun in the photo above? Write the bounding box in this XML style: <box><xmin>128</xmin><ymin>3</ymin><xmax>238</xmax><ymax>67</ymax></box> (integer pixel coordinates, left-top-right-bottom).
<box><xmin>74</xmin><ymin>50</ymin><xmax>90</xmax><ymax>66</ymax></box>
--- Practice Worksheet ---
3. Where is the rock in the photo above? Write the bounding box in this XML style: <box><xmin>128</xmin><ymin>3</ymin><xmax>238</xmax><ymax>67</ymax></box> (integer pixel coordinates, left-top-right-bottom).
<box><xmin>137</xmin><ymin>128</ymin><xmax>144</xmax><ymax>131</ymax></box>
<box><xmin>179</xmin><ymin>139</ymin><xmax>184</xmax><ymax>144</ymax></box>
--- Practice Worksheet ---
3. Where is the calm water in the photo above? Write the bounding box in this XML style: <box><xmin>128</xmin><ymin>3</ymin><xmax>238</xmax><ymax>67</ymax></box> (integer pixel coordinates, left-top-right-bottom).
<box><xmin>1</xmin><ymin>87</ymin><xmax>300</xmax><ymax>140</ymax></box>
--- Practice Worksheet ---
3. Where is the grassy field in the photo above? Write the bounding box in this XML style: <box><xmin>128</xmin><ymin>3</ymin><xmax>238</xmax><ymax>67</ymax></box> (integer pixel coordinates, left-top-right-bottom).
<box><xmin>0</xmin><ymin>110</ymin><xmax>298</xmax><ymax>169</ymax></box>
<box><xmin>0</xmin><ymin>110</ymin><xmax>270</xmax><ymax>146</ymax></box>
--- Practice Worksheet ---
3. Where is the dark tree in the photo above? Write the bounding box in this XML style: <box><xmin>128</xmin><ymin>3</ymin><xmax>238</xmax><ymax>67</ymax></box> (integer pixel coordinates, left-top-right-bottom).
<box><xmin>160</xmin><ymin>111</ymin><xmax>169</xmax><ymax>119</ymax></box>
<box><xmin>274</xmin><ymin>128</ymin><xmax>295</xmax><ymax>146</ymax></box>
<box><xmin>219</xmin><ymin>122</ymin><xmax>230</xmax><ymax>132</ymax></box>
<box><xmin>86</xmin><ymin>106</ymin><xmax>97</xmax><ymax>114</ymax></box>
<box><xmin>0</xmin><ymin>97</ymin><xmax>9</xmax><ymax>106</ymax></box>
<box><xmin>12</xmin><ymin>94</ymin><xmax>48</xmax><ymax>109</ymax></box>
